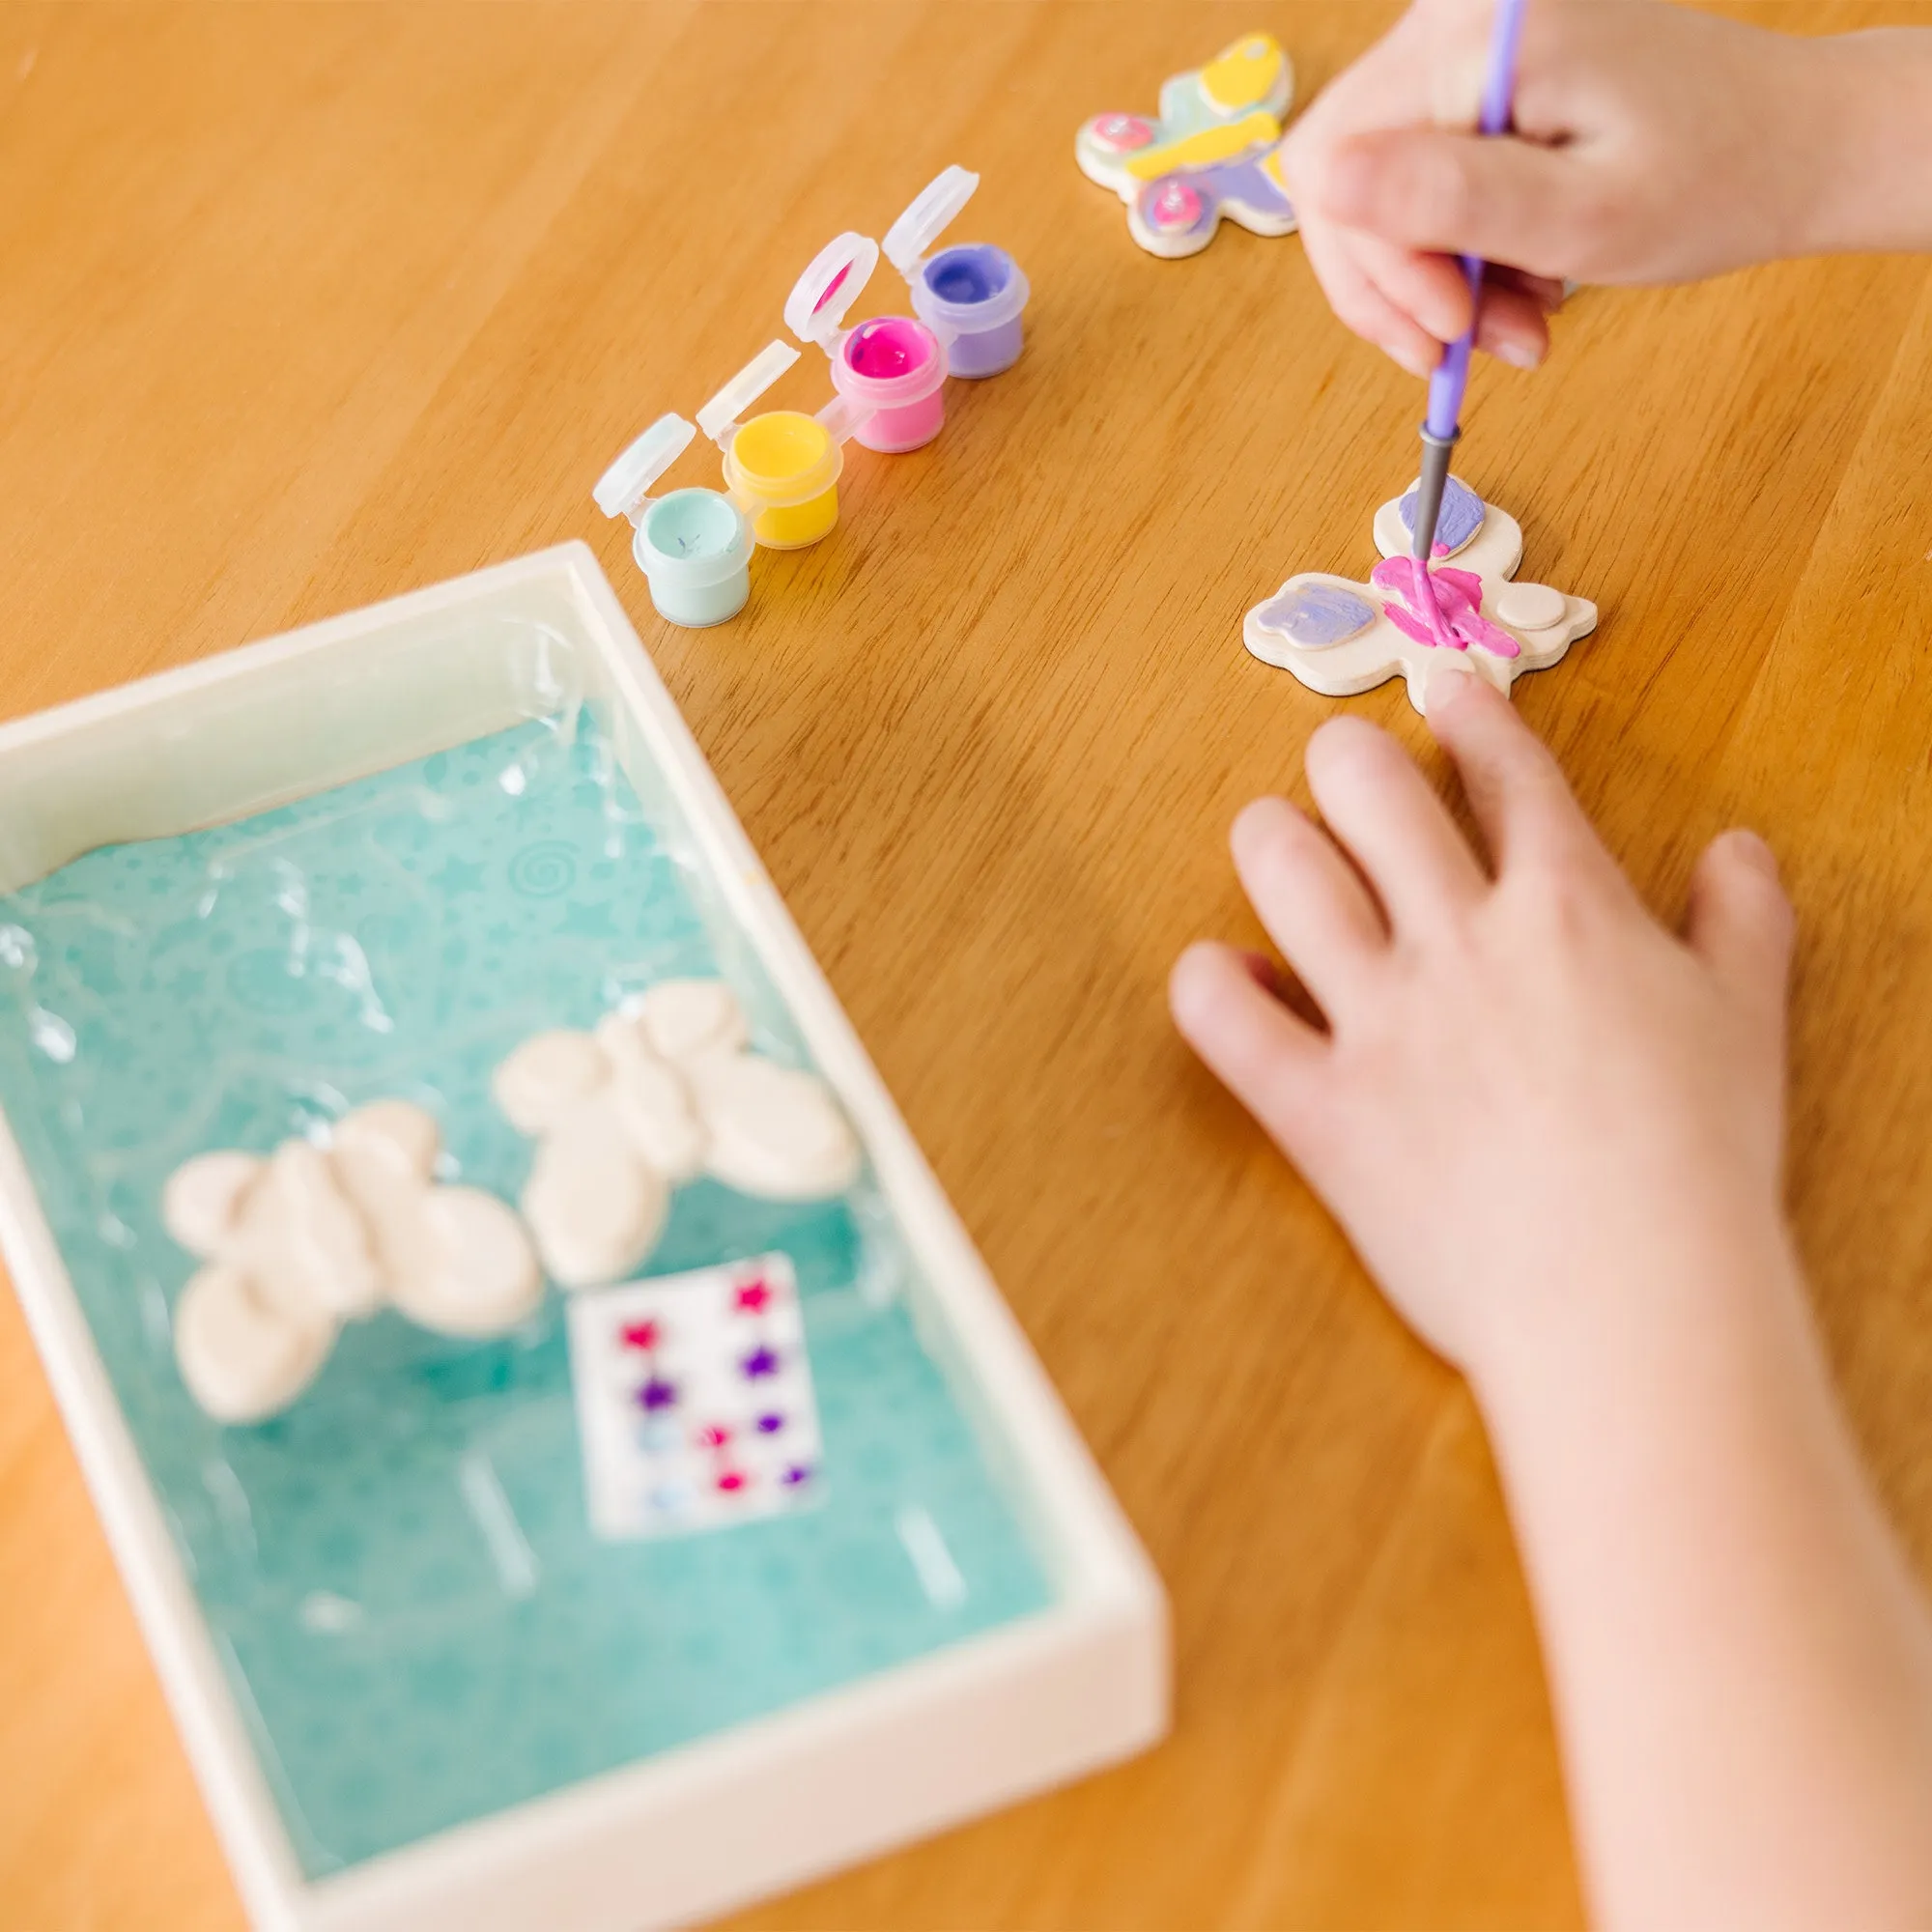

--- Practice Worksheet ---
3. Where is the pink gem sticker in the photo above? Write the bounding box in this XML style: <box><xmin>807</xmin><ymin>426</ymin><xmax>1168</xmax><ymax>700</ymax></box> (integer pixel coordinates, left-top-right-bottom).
<box><xmin>1094</xmin><ymin>112</ymin><xmax>1154</xmax><ymax>152</ymax></box>
<box><xmin>1150</xmin><ymin>180</ymin><xmax>1204</xmax><ymax>230</ymax></box>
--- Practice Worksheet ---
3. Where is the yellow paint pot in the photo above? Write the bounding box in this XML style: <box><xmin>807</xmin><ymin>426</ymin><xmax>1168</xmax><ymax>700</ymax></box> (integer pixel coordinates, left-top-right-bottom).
<box><xmin>723</xmin><ymin>410</ymin><xmax>842</xmax><ymax>551</ymax></box>
<box><xmin>696</xmin><ymin>340</ymin><xmax>873</xmax><ymax>554</ymax></box>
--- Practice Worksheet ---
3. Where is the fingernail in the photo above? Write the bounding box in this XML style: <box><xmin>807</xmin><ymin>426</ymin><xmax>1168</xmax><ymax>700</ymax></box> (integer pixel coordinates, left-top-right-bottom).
<box><xmin>1725</xmin><ymin>828</ymin><xmax>1780</xmax><ymax>878</ymax></box>
<box><xmin>1421</xmin><ymin>663</ymin><xmax>1477</xmax><ymax>718</ymax></box>
<box><xmin>1494</xmin><ymin>339</ymin><xmax>1543</xmax><ymax>370</ymax></box>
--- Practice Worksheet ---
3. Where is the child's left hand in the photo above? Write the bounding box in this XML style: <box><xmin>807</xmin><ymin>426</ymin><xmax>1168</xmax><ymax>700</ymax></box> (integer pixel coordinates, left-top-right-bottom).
<box><xmin>1168</xmin><ymin>668</ymin><xmax>1794</xmax><ymax>1390</ymax></box>
<box><xmin>1171</xmin><ymin>673</ymin><xmax>1932</xmax><ymax>1932</ymax></box>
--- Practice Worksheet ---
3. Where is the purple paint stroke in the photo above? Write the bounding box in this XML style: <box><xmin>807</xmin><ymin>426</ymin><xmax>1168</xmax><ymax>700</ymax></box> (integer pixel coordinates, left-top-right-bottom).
<box><xmin>1136</xmin><ymin>151</ymin><xmax>1291</xmax><ymax>240</ymax></box>
<box><xmin>1200</xmin><ymin>155</ymin><xmax>1293</xmax><ymax>219</ymax></box>
<box><xmin>1252</xmin><ymin>582</ymin><xmax>1377</xmax><ymax>650</ymax></box>
<box><xmin>1398</xmin><ymin>474</ymin><xmax>1486</xmax><ymax>556</ymax></box>
<box><xmin>1137</xmin><ymin>152</ymin><xmax>1293</xmax><ymax>239</ymax></box>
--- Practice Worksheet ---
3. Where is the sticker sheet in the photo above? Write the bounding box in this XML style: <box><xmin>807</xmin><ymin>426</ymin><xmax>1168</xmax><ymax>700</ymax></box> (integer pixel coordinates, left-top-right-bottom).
<box><xmin>566</xmin><ymin>1251</ymin><xmax>823</xmax><ymax>1541</ymax></box>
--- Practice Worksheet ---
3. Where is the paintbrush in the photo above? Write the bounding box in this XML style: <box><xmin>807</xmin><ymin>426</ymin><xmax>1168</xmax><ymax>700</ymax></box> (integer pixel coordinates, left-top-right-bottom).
<box><xmin>1408</xmin><ymin>0</ymin><xmax>1530</xmax><ymax>644</ymax></box>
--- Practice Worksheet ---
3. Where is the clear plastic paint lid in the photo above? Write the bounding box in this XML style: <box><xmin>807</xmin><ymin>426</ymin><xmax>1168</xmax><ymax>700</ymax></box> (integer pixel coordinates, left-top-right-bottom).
<box><xmin>783</xmin><ymin>233</ymin><xmax>881</xmax><ymax>351</ymax></box>
<box><xmin>886</xmin><ymin>166</ymin><xmax>1029</xmax><ymax>336</ymax></box>
<box><xmin>593</xmin><ymin>413</ymin><xmax>698</xmax><ymax>524</ymax></box>
<box><xmin>696</xmin><ymin>340</ymin><xmax>804</xmax><ymax>444</ymax></box>
<box><xmin>882</xmin><ymin>165</ymin><xmax>980</xmax><ymax>276</ymax></box>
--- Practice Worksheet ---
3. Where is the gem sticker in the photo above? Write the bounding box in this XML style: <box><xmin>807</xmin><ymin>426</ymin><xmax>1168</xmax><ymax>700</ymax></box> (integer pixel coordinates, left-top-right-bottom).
<box><xmin>564</xmin><ymin>1252</ymin><xmax>824</xmax><ymax>1541</ymax></box>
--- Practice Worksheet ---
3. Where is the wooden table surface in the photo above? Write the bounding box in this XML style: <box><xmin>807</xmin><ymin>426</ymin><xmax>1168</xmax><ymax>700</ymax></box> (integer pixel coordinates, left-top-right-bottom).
<box><xmin>5</xmin><ymin>2</ymin><xmax>1931</xmax><ymax>1925</ymax></box>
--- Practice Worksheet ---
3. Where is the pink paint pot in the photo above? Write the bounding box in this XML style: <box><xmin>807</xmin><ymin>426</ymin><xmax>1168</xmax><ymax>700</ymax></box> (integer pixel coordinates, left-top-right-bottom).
<box><xmin>834</xmin><ymin>315</ymin><xmax>948</xmax><ymax>453</ymax></box>
<box><xmin>786</xmin><ymin>231</ymin><xmax>952</xmax><ymax>457</ymax></box>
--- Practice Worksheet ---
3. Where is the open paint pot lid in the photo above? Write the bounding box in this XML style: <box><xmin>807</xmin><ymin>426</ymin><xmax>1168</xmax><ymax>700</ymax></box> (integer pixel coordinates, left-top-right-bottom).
<box><xmin>783</xmin><ymin>232</ymin><xmax>881</xmax><ymax>352</ymax></box>
<box><xmin>696</xmin><ymin>340</ymin><xmax>804</xmax><ymax>444</ymax></box>
<box><xmin>882</xmin><ymin>164</ymin><xmax>980</xmax><ymax>278</ymax></box>
<box><xmin>887</xmin><ymin>165</ymin><xmax>1029</xmax><ymax>336</ymax></box>
<box><xmin>593</xmin><ymin>413</ymin><xmax>698</xmax><ymax>524</ymax></box>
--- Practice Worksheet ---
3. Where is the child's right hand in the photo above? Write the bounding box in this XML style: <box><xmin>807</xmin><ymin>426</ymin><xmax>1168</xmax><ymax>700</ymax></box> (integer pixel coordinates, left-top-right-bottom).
<box><xmin>1278</xmin><ymin>0</ymin><xmax>1928</xmax><ymax>379</ymax></box>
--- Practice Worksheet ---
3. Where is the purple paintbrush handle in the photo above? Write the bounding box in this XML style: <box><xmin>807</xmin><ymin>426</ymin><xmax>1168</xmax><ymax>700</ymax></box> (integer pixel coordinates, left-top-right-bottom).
<box><xmin>1424</xmin><ymin>0</ymin><xmax>1530</xmax><ymax>441</ymax></box>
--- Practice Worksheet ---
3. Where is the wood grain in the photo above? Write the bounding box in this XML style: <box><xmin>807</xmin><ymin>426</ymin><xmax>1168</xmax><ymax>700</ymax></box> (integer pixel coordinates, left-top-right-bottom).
<box><xmin>2</xmin><ymin>4</ymin><xmax>1928</xmax><ymax>1926</ymax></box>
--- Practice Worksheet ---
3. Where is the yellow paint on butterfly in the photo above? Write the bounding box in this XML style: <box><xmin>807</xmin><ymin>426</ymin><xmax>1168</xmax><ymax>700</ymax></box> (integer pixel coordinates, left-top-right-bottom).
<box><xmin>1200</xmin><ymin>33</ymin><xmax>1286</xmax><ymax>113</ymax></box>
<box><xmin>1122</xmin><ymin>110</ymin><xmax>1281</xmax><ymax>182</ymax></box>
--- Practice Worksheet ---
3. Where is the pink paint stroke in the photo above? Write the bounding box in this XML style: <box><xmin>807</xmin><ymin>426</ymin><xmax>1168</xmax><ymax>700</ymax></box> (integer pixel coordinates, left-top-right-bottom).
<box><xmin>1410</xmin><ymin>558</ymin><xmax>1457</xmax><ymax>647</ymax></box>
<box><xmin>1370</xmin><ymin>558</ymin><xmax>1520</xmax><ymax>658</ymax></box>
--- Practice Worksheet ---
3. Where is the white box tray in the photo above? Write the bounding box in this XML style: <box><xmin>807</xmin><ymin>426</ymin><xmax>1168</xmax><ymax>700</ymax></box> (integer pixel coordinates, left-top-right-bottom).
<box><xmin>0</xmin><ymin>545</ymin><xmax>1168</xmax><ymax>1932</ymax></box>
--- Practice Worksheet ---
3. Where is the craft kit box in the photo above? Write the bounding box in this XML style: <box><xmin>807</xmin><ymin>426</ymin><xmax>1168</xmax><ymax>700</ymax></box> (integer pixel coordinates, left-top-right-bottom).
<box><xmin>0</xmin><ymin>545</ymin><xmax>1168</xmax><ymax>1932</ymax></box>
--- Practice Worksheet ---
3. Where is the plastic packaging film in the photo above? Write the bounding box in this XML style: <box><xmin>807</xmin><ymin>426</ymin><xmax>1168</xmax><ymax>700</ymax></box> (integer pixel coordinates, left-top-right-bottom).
<box><xmin>0</xmin><ymin>612</ymin><xmax>1054</xmax><ymax>1878</ymax></box>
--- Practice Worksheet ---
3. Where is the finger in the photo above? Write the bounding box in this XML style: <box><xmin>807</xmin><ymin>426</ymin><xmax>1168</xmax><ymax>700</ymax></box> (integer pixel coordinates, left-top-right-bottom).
<box><xmin>1232</xmin><ymin>947</ymin><xmax>1283</xmax><ymax>993</ymax></box>
<box><xmin>1421</xmin><ymin>669</ymin><xmax>1595</xmax><ymax>876</ymax></box>
<box><xmin>1306</xmin><ymin>126</ymin><xmax>1595</xmax><ymax>279</ymax></box>
<box><xmin>1345</xmin><ymin>235</ymin><xmax>1552</xmax><ymax>368</ymax></box>
<box><xmin>1230</xmin><ymin>796</ymin><xmax>1387</xmax><ymax>1015</ymax></box>
<box><xmin>1170</xmin><ymin>941</ymin><xmax>1328</xmax><ymax>1148</ymax></box>
<box><xmin>1347</xmin><ymin>229</ymin><xmax>1480</xmax><ymax>345</ymax></box>
<box><xmin>1299</xmin><ymin>216</ymin><xmax>1441</xmax><ymax>379</ymax></box>
<box><xmin>1490</xmin><ymin>267</ymin><xmax>1567</xmax><ymax>313</ymax></box>
<box><xmin>1472</xmin><ymin>281</ymin><xmax>1551</xmax><ymax>369</ymax></box>
<box><xmin>1304</xmin><ymin>714</ymin><xmax>1486</xmax><ymax>929</ymax></box>
<box><xmin>1685</xmin><ymin>830</ymin><xmax>1795</xmax><ymax>1043</ymax></box>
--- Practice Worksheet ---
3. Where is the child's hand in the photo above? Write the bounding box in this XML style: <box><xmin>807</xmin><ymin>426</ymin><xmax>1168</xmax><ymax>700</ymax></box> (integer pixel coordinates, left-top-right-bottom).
<box><xmin>1173</xmin><ymin>676</ymin><xmax>1932</xmax><ymax>1928</ymax></box>
<box><xmin>1170</xmin><ymin>670</ymin><xmax>1793</xmax><ymax>1387</ymax></box>
<box><xmin>1278</xmin><ymin>0</ymin><xmax>1926</xmax><ymax>379</ymax></box>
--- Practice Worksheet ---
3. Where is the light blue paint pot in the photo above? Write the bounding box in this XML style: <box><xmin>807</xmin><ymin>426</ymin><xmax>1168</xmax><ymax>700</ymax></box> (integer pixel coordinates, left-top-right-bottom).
<box><xmin>637</xmin><ymin>488</ymin><xmax>753</xmax><ymax>627</ymax></box>
<box><xmin>594</xmin><ymin>415</ymin><xmax>754</xmax><ymax>629</ymax></box>
<box><xmin>884</xmin><ymin>166</ymin><xmax>1032</xmax><ymax>383</ymax></box>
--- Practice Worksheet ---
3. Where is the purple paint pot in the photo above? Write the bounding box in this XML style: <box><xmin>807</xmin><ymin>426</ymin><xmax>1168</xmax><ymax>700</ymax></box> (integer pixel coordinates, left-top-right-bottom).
<box><xmin>785</xmin><ymin>233</ymin><xmax>950</xmax><ymax>455</ymax></box>
<box><xmin>886</xmin><ymin>168</ymin><xmax>1031</xmax><ymax>380</ymax></box>
<box><xmin>911</xmin><ymin>242</ymin><xmax>1026</xmax><ymax>378</ymax></box>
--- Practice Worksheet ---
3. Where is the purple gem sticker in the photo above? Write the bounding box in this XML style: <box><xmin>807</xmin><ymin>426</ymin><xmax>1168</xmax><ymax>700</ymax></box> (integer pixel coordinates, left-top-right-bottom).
<box><xmin>636</xmin><ymin>1376</ymin><xmax>679</xmax><ymax>1412</ymax></box>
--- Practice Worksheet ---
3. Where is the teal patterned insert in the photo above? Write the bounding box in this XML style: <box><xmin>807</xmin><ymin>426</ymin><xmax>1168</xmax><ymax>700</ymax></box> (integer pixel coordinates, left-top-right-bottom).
<box><xmin>0</xmin><ymin>708</ymin><xmax>1051</xmax><ymax>1877</ymax></box>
